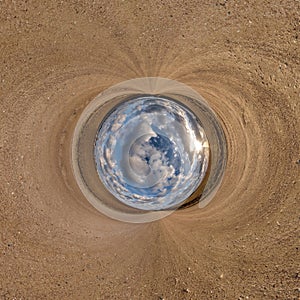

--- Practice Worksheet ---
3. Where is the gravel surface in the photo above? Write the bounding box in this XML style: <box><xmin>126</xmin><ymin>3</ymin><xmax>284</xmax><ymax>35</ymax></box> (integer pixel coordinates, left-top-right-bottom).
<box><xmin>0</xmin><ymin>1</ymin><xmax>299</xmax><ymax>299</ymax></box>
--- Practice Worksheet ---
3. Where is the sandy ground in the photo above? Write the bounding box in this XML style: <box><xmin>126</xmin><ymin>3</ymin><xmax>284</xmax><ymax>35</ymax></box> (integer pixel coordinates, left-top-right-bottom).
<box><xmin>0</xmin><ymin>1</ymin><xmax>299</xmax><ymax>299</ymax></box>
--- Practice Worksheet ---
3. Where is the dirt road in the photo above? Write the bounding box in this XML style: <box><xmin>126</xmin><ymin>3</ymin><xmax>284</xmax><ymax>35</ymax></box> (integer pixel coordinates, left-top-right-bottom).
<box><xmin>0</xmin><ymin>1</ymin><xmax>299</xmax><ymax>299</ymax></box>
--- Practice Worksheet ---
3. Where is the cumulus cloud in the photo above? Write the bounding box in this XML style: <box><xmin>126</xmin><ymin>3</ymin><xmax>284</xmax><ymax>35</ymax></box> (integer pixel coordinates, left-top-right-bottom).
<box><xmin>94</xmin><ymin>96</ymin><xmax>209</xmax><ymax>210</ymax></box>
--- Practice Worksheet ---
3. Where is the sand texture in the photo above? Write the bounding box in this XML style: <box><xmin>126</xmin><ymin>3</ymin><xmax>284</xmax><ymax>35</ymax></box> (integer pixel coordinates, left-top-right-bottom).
<box><xmin>0</xmin><ymin>1</ymin><xmax>299</xmax><ymax>299</ymax></box>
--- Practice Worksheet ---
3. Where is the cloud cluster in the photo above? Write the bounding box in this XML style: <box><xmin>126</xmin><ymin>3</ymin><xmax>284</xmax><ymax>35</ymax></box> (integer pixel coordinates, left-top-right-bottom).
<box><xmin>94</xmin><ymin>96</ymin><xmax>209</xmax><ymax>210</ymax></box>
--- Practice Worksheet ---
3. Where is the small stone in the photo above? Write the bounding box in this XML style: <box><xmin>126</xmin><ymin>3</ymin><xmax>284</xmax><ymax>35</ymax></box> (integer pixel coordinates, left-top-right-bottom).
<box><xmin>276</xmin><ymin>221</ymin><xmax>281</xmax><ymax>226</ymax></box>
<box><xmin>220</xmin><ymin>273</ymin><xmax>224</xmax><ymax>279</ymax></box>
<box><xmin>183</xmin><ymin>288</ymin><xmax>190</xmax><ymax>293</ymax></box>
<box><xmin>296</xmin><ymin>159</ymin><xmax>300</xmax><ymax>165</ymax></box>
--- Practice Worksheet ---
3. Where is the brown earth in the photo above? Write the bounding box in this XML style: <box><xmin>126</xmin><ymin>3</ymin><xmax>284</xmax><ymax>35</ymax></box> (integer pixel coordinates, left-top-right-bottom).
<box><xmin>0</xmin><ymin>1</ymin><xmax>299</xmax><ymax>299</ymax></box>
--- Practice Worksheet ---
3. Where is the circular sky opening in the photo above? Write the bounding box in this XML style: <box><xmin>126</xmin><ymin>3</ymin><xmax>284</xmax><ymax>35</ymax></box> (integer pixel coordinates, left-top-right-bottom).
<box><xmin>72</xmin><ymin>77</ymin><xmax>227</xmax><ymax>223</ymax></box>
<box><xmin>94</xmin><ymin>95</ymin><xmax>210</xmax><ymax>211</ymax></box>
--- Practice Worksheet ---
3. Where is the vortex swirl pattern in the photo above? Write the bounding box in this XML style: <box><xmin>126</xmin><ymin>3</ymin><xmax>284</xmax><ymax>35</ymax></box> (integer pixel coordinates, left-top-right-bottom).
<box><xmin>0</xmin><ymin>1</ymin><xmax>299</xmax><ymax>299</ymax></box>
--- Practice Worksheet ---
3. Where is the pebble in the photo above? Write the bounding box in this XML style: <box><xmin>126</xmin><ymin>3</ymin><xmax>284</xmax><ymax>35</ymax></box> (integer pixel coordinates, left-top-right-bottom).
<box><xmin>183</xmin><ymin>288</ymin><xmax>190</xmax><ymax>293</ymax></box>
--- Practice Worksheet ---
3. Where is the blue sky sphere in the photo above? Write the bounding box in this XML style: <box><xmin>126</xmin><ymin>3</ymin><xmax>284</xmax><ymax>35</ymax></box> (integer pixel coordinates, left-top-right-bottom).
<box><xmin>94</xmin><ymin>96</ymin><xmax>210</xmax><ymax>210</ymax></box>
